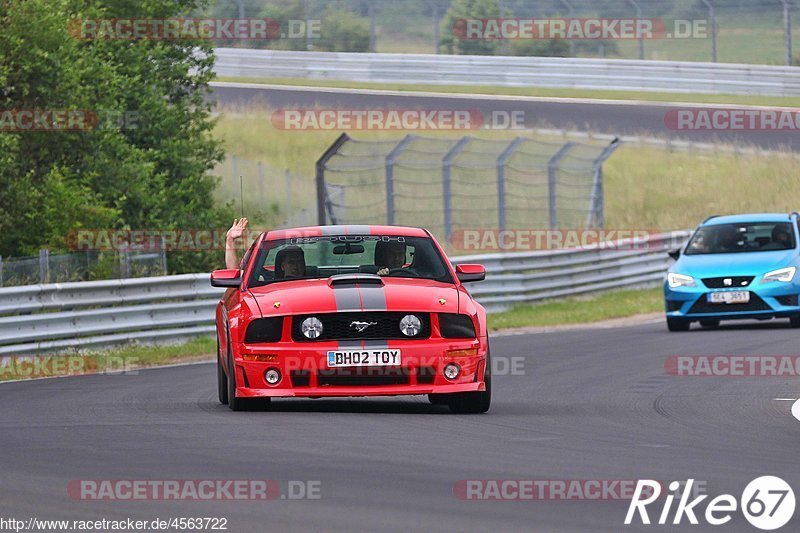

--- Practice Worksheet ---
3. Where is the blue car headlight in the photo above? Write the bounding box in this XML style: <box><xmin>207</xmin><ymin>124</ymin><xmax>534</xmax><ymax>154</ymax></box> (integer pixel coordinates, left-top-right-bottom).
<box><xmin>667</xmin><ymin>273</ymin><xmax>696</xmax><ymax>288</ymax></box>
<box><xmin>761</xmin><ymin>267</ymin><xmax>796</xmax><ymax>283</ymax></box>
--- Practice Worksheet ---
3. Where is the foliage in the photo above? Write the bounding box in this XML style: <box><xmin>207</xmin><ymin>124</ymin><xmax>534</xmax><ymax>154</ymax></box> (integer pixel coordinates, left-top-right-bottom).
<box><xmin>0</xmin><ymin>0</ymin><xmax>230</xmax><ymax>273</ymax></box>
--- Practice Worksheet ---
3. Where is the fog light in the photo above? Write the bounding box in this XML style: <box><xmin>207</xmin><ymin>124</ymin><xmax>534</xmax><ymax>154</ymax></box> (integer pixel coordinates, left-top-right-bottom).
<box><xmin>264</xmin><ymin>368</ymin><xmax>282</xmax><ymax>385</ymax></box>
<box><xmin>443</xmin><ymin>363</ymin><xmax>460</xmax><ymax>381</ymax></box>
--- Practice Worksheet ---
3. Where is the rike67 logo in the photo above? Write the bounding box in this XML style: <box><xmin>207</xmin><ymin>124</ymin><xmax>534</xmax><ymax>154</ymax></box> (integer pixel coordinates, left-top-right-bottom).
<box><xmin>626</xmin><ymin>477</ymin><xmax>795</xmax><ymax>530</ymax></box>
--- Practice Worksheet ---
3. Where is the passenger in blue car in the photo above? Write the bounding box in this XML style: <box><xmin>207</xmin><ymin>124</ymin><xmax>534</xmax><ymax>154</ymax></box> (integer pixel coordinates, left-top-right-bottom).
<box><xmin>766</xmin><ymin>226</ymin><xmax>793</xmax><ymax>250</ymax></box>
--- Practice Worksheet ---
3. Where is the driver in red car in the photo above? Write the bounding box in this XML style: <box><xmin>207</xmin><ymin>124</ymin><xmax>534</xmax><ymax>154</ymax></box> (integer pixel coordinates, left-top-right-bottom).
<box><xmin>375</xmin><ymin>241</ymin><xmax>407</xmax><ymax>276</ymax></box>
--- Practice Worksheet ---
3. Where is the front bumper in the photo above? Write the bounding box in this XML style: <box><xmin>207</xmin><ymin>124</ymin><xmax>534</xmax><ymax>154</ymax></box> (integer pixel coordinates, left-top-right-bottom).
<box><xmin>231</xmin><ymin>338</ymin><xmax>487</xmax><ymax>398</ymax></box>
<box><xmin>664</xmin><ymin>280</ymin><xmax>800</xmax><ymax>321</ymax></box>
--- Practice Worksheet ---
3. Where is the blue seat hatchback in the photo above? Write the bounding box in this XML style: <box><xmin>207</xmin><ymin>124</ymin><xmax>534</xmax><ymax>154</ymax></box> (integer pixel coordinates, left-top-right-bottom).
<box><xmin>664</xmin><ymin>213</ymin><xmax>800</xmax><ymax>331</ymax></box>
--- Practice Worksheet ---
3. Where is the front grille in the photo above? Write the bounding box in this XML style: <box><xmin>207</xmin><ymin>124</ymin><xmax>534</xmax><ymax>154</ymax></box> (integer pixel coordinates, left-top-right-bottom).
<box><xmin>701</xmin><ymin>276</ymin><xmax>754</xmax><ymax>289</ymax></box>
<box><xmin>776</xmin><ymin>294</ymin><xmax>799</xmax><ymax>306</ymax></box>
<box><xmin>317</xmin><ymin>367</ymin><xmax>410</xmax><ymax>387</ymax></box>
<box><xmin>292</xmin><ymin>312</ymin><xmax>430</xmax><ymax>341</ymax></box>
<box><xmin>688</xmin><ymin>293</ymin><xmax>771</xmax><ymax>314</ymax></box>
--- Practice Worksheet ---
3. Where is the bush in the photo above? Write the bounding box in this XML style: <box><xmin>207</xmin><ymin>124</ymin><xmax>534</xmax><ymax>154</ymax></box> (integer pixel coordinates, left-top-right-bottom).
<box><xmin>0</xmin><ymin>0</ymin><xmax>231</xmax><ymax>274</ymax></box>
<box><xmin>315</xmin><ymin>7</ymin><xmax>370</xmax><ymax>52</ymax></box>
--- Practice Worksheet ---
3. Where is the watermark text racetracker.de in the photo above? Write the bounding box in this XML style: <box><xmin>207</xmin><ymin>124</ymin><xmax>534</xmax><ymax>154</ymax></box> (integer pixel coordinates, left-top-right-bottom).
<box><xmin>452</xmin><ymin>229</ymin><xmax>656</xmax><ymax>252</ymax></box>
<box><xmin>65</xmin><ymin>228</ymin><xmax>261</xmax><ymax>252</ymax></box>
<box><xmin>271</xmin><ymin>109</ymin><xmax>526</xmax><ymax>130</ymax></box>
<box><xmin>247</xmin><ymin>355</ymin><xmax>527</xmax><ymax>377</ymax></box>
<box><xmin>454</xmin><ymin>479</ymin><xmax>664</xmax><ymax>501</ymax></box>
<box><xmin>68</xmin><ymin>479</ymin><xmax>321</xmax><ymax>501</ymax></box>
<box><xmin>0</xmin><ymin>355</ymin><xmax>139</xmax><ymax>380</ymax></box>
<box><xmin>68</xmin><ymin>18</ymin><xmax>321</xmax><ymax>41</ymax></box>
<box><xmin>665</xmin><ymin>108</ymin><xmax>800</xmax><ymax>131</ymax></box>
<box><xmin>453</xmin><ymin>18</ymin><xmax>708</xmax><ymax>40</ymax></box>
<box><xmin>665</xmin><ymin>355</ymin><xmax>800</xmax><ymax>377</ymax></box>
<box><xmin>0</xmin><ymin>109</ymin><xmax>143</xmax><ymax>131</ymax></box>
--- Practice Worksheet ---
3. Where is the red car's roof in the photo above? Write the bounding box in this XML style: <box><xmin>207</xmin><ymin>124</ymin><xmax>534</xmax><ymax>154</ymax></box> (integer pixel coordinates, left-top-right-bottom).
<box><xmin>265</xmin><ymin>225</ymin><xmax>430</xmax><ymax>241</ymax></box>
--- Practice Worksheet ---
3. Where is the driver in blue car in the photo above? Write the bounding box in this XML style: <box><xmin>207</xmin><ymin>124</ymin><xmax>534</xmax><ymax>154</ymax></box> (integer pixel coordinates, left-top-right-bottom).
<box><xmin>375</xmin><ymin>241</ymin><xmax>407</xmax><ymax>276</ymax></box>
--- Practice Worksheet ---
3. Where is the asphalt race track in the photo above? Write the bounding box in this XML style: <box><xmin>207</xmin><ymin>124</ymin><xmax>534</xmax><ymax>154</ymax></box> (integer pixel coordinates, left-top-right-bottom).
<box><xmin>211</xmin><ymin>83</ymin><xmax>800</xmax><ymax>152</ymax></box>
<box><xmin>2</xmin><ymin>319</ymin><xmax>798</xmax><ymax>532</ymax></box>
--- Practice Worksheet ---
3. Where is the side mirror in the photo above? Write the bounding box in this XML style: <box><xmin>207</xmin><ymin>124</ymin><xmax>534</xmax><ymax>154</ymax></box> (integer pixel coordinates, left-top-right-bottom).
<box><xmin>668</xmin><ymin>249</ymin><xmax>681</xmax><ymax>260</ymax></box>
<box><xmin>211</xmin><ymin>269</ymin><xmax>242</xmax><ymax>288</ymax></box>
<box><xmin>456</xmin><ymin>264</ymin><xmax>486</xmax><ymax>283</ymax></box>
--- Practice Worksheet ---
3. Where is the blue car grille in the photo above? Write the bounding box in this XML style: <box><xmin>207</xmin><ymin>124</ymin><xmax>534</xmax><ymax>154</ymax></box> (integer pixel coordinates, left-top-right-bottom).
<box><xmin>688</xmin><ymin>293</ymin><xmax>771</xmax><ymax>314</ymax></box>
<box><xmin>701</xmin><ymin>276</ymin><xmax>754</xmax><ymax>288</ymax></box>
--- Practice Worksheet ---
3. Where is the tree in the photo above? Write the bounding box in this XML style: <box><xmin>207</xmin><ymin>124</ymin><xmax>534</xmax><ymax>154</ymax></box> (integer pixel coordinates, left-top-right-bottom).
<box><xmin>0</xmin><ymin>0</ymin><xmax>230</xmax><ymax>273</ymax></box>
<box><xmin>440</xmin><ymin>0</ymin><xmax>502</xmax><ymax>55</ymax></box>
<box><xmin>314</xmin><ymin>6</ymin><xmax>370</xmax><ymax>52</ymax></box>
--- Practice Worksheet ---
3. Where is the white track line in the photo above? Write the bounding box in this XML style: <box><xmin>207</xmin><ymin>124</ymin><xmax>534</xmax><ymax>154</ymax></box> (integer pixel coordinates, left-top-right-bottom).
<box><xmin>792</xmin><ymin>399</ymin><xmax>800</xmax><ymax>423</ymax></box>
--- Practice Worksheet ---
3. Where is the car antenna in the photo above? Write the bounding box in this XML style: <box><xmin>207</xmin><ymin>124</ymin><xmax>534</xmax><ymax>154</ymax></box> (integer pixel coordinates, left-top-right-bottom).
<box><xmin>239</xmin><ymin>175</ymin><xmax>245</xmax><ymax>219</ymax></box>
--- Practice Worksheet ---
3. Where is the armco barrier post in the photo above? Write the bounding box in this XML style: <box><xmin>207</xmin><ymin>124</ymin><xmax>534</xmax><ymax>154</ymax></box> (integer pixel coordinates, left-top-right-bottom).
<box><xmin>496</xmin><ymin>137</ymin><xmax>526</xmax><ymax>232</ymax></box>
<box><xmin>587</xmin><ymin>138</ymin><xmax>621</xmax><ymax>228</ymax></box>
<box><xmin>385</xmin><ymin>135</ymin><xmax>415</xmax><ymax>225</ymax></box>
<box><xmin>38</xmin><ymin>249</ymin><xmax>49</xmax><ymax>284</ymax></box>
<box><xmin>316</xmin><ymin>133</ymin><xmax>350</xmax><ymax>225</ymax></box>
<box><xmin>547</xmin><ymin>142</ymin><xmax>575</xmax><ymax>229</ymax></box>
<box><xmin>442</xmin><ymin>137</ymin><xmax>472</xmax><ymax>243</ymax></box>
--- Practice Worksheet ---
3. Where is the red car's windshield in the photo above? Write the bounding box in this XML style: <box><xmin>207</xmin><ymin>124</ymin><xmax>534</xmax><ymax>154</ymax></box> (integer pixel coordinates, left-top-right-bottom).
<box><xmin>248</xmin><ymin>235</ymin><xmax>453</xmax><ymax>287</ymax></box>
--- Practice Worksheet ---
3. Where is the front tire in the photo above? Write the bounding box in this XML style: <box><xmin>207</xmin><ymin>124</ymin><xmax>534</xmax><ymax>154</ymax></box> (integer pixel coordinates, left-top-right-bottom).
<box><xmin>217</xmin><ymin>337</ymin><xmax>228</xmax><ymax>405</ymax></box>
<box><xmin>226</xmin><ymin>344</ymin><xmax>244</xmax><ymax>411</ymax></box>
<box><xmin>790</xmin><ymin>315</ymin><xmax>800</xmax><ymax>328</ymax></box>
<box><xmin>447</xmin><ymin>353</ymin><xmax>492</xmax><ymax>414</ymax></box>
<box><xmin>667</xmin><ymin>317</ymin><xmax>690</xmax><ymax>332</ymax></box>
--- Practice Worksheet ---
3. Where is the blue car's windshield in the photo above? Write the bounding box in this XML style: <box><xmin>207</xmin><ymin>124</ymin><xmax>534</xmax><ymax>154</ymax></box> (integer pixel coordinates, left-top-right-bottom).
<box><xmin>685</xmin><ymin>222</ymin><xmax>796</xmax><ymax>255</ymax></box>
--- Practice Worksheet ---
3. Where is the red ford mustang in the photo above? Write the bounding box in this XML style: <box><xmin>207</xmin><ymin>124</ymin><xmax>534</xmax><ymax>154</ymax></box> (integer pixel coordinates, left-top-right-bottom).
<box><xmin>211</xmin><ymin>225</ymin><xmax>491</xmax><ymax>413</ymax></box>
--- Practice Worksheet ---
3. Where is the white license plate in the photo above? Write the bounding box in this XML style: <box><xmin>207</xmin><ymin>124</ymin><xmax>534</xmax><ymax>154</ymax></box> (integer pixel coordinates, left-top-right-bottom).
<box><xmin>326</xmin><ymin>349</ymin><xmax>401</xmax><ymax>367</ymax></box>
<box><xmin>707</xmin><ymin>291</ymin><xmax>750</xmax><ymax>304</ymax></box>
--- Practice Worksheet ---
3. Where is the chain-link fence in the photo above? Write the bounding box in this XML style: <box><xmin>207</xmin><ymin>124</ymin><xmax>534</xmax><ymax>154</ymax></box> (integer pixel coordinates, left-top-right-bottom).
<box><xmin>316</xmin><ymin>134</ymin><xmax>620</xmax><ymax>244</ymax></box>
<box><xmin>0</xmin><ymin>250</ymin><xmax>166</xmax><ymax>288</ymax></box>
<box><xmin>214</xmin><ymin>155</ymin><xmax>317</xmax><ymax>228</ymax></box>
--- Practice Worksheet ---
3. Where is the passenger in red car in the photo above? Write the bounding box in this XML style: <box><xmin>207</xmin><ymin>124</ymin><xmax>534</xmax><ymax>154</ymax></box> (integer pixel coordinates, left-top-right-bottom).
<box><xmin>225</xmin><ymin>218</ymin><xmax>249</xmax><ymax>270</ymax></box>
<box><xmin>375</xmin><ymin>241</ymin><xmax>407</xmax><ymax>276</ymax></box>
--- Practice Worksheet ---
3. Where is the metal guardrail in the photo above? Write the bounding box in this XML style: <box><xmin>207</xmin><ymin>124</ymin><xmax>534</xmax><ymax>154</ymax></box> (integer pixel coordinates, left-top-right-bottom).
<box><xmin>214</xmin><ymin>48</ymin><xmax>800</xmax><ymax>97</ymax></box>
<box><xmin>0</xmin><ymin>231</ymin><xmax>691</xmax><ymax>355</ymax></box>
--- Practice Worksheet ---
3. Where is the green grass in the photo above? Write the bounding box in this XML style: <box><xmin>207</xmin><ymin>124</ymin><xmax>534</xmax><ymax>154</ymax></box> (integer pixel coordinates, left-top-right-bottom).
<box><xmin>488</xmin><ymin>288</ymin><xmax>663</xmax><ymax>330</ymax></box>
<box><xmin>215</xmin><ymin>76</ymin><xmax>800</xmax><ymax>108</ymax></box>
<box><xmin>0</xmin><ymin>337</ymin><xmax>216</xmax><ymax>382</ymax></box>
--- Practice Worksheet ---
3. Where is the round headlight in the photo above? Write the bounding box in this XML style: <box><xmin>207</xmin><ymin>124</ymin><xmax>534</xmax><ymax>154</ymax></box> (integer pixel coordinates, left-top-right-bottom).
<box><xmin>399</xmin><ymin>314</ymin><xmax>421</xmax><ymax>337</ymax></box>
<box><xmin>301</xmin><ymin>317</ymin><xmax>323</xmax><ymax>339</ymax></box>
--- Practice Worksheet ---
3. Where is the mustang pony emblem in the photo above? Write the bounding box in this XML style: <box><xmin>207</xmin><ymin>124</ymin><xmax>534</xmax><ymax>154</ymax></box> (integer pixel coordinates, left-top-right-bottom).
<box><xmin>350</xmin><ymin>321</ymin><xmax>378</xmax><ymax>333</ymax></box>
